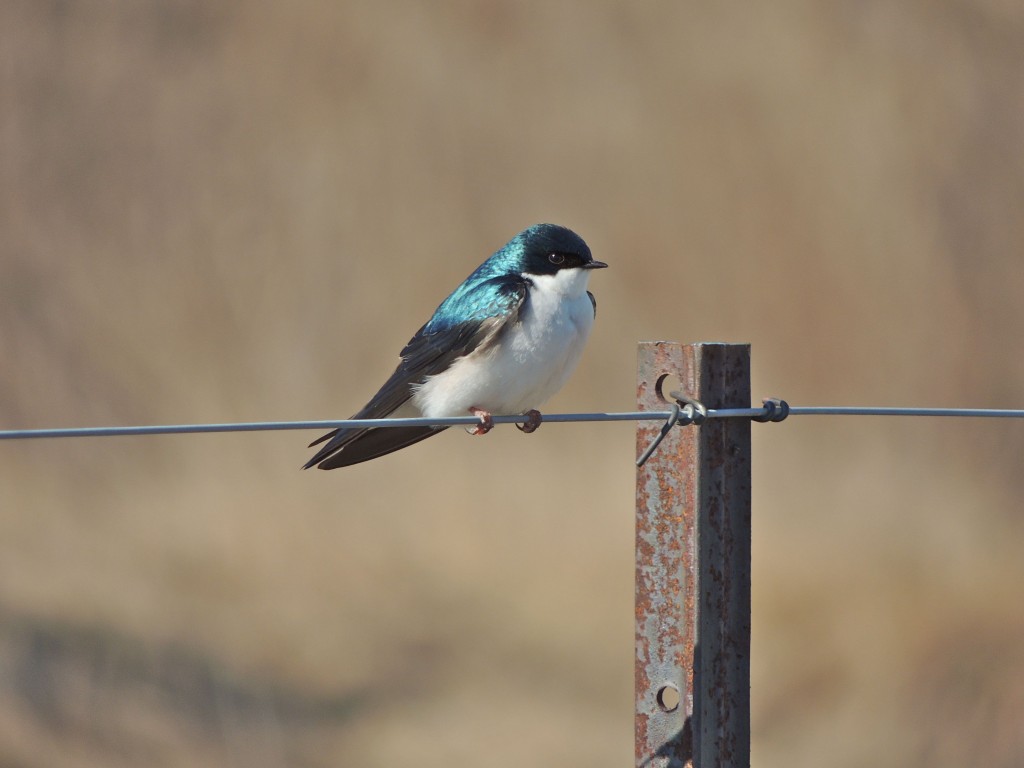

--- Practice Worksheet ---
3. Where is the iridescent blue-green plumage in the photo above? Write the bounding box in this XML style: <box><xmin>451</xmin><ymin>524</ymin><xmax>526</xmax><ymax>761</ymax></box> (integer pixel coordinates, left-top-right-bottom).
<box><xmin>304</xmin><ymin>224</ymin><xmax>597</xmax><ymax>469</ymax></box>
<box><xmin>423</xmin><ymin>224</ymin><xmax>591</xmax><ymax>334</ymax></box>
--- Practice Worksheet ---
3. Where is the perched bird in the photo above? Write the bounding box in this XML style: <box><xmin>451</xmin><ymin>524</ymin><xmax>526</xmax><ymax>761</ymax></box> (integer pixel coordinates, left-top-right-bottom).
<box><xmin>304</xmin><ymin>223</ymin><xmax>607</xmax><ymax>469</ymax></box>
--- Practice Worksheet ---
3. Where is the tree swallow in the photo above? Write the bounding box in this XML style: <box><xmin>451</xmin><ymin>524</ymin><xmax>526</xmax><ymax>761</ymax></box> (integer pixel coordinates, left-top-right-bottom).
<box><xmin>304</xmin><ymin>223</ymin><xmax>607</xmax><ymax>469</ymax></box>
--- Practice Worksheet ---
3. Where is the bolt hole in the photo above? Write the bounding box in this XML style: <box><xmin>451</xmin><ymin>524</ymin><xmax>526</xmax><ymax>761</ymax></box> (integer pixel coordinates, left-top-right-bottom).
<box><xmin>656</xmin><ymin>684</ymin><xmax>680</xmax><ymax>712</ymax></box>
<box><xmin>655</xmin><ymin>374</ymin><xmax>683</xmax><ymax>404</ymax></box>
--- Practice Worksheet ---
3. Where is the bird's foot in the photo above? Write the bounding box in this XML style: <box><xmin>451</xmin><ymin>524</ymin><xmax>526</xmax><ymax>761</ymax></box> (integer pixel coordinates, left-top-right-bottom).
<box><xmin>517</xmin><ymin>409</ymin><xmax>543</xmax><ymax>434</ymax></box>
<box><xmin>467</xmin><ymin>407</ymin><xmax>494</xmax><ymax>435</ymax></box>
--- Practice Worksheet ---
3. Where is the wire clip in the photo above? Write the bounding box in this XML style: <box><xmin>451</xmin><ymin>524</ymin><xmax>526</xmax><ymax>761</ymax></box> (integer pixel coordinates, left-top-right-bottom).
<box><xmin>752</xmin><ymin>397</ymin><xmax>790</xmax><ymax>423</ymax></box>
<box><xmin>668</xmin><ymin>391</ymin><xmax>708</xmax><ymax>426</ymax></box>
<box><xmin>637</xmin><ymin>395</ymin><xmax>789</xmax><ymax>466</ymax></box>
<box><xmin>636</xmin><ymin>392</ymin><xmax>708</xmax><ymax>467</ymax></box>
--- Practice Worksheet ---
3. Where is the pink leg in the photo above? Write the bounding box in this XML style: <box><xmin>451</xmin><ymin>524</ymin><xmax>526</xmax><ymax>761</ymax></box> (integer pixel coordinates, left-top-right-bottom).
<box><xmin>467</xmin><ymin>406</ymin><xmax>494</xmax><ymax>435</ymax></box>
<box><xmin>517</xmin><ymin>409</ymin><xmax>543</xmax><ymax>434</ymax></box>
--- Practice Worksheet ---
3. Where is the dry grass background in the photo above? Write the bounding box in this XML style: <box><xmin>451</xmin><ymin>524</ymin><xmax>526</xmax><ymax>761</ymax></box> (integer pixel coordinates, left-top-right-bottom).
<box><xmin>2</xmin><ymin>2</ymin><xmax>1023</xmax><ymax>766</ymax></box>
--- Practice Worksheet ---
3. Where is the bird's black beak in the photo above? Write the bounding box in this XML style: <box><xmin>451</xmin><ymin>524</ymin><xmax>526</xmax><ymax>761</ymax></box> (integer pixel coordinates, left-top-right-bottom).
<box><xmin>583</xmin><ymin>260</ymin><xmax>609</xmax><ymax>269</ymax></box>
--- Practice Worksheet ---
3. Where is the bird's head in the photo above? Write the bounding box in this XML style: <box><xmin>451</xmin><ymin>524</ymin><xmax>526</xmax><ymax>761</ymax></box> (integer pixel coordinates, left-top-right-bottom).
<box><xmin>507</xmin><ymin>223</ymin><xmax>608</xmax><ymax>277</ymax></box>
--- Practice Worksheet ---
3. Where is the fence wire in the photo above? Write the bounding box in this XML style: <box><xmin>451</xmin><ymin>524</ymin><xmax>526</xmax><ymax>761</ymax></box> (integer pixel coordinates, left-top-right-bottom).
<box><xmin>2</xmin><ymin>404</ymin><xmax>1024</xmax><ymax>441</ymax></box>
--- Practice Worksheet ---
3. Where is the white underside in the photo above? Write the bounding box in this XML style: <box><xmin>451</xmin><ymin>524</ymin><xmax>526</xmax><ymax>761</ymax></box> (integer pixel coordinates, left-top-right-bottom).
<box><xmin>411</xmin><ymin>268</ymin><xmax>597</xmax><ymax>417</ymax></box>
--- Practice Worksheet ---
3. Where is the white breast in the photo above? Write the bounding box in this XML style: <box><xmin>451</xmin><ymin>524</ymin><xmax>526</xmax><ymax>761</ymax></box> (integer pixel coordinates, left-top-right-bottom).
<box><xmin>412</xmin><ymin>268</ymin><xmax>597</xmax><ymax>418</ymax></box>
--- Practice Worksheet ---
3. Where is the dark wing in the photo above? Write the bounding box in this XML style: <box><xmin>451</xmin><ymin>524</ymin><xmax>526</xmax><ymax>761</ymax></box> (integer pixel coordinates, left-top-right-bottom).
<box><xmin>304</xmin><ymin>277</ymin><xmax>528</xmax><ymax>469</ymax></box>
<box><xmin>587</xmin><ymin>291</ymin><xmax>597</xmax><ymax>317</ymax></box>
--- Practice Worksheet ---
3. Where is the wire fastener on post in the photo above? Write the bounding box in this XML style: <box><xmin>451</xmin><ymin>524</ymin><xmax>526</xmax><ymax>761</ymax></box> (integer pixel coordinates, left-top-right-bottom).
<box><xmin>752</xmin><ymin>397</ymin><xmax>790</xmax><ymax>423</ymax></box>
<box><xmin>636</xmin><ymin>392</ymin><xmax>710</xmax><ymax>467</ymax></box>
<box><xmin>668</xmin><ymin>391</ymin><xmax>709</xmax><ymax>425</ymax></box>
<box><xmin>636</xmin><ymin>403</ymin><xmax>681</xmax><ymax>468</ymax></box>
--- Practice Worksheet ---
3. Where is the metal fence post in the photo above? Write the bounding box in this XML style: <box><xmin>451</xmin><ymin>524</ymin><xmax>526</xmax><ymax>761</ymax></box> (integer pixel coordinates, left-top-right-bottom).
<box><xmin>635</xmin><ymin>342</ymin><xmax>752</xmax><ymax>768</ymax></box>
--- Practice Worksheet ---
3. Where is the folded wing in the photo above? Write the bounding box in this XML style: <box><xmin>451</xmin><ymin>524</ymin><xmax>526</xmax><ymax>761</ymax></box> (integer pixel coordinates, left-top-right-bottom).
<box><xmin>304</xmin><ymin>276</ymin><xmax>527</xmax><ymax>469</ymax></box>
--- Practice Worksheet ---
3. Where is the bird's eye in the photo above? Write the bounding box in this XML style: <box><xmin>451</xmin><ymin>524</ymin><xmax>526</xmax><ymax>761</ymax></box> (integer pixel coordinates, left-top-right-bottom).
<box><xmin>548</xmin><ymin>253</ymin><xmax>565</xmax><ymax>265</ymax></box>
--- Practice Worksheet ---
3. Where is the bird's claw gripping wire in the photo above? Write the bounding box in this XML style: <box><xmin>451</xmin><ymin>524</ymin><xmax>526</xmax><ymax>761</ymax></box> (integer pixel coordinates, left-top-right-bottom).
<box><xmin>636</xmin><ymin>392</ymin><xmax>708</xmax><ymax>467</ymax></box>
<box><xmin>516</xmin><ymin>409</ymin><xmax>543</xmax><ymax>433</ymax></box>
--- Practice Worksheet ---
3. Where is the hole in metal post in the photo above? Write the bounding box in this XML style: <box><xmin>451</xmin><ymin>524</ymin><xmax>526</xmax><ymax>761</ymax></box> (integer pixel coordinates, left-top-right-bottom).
<box><xmin>655</xmin><ymin>373</ymin><xmax>683</xmax><ymax>404</ymax></box>
<box><xmin>656</xmin><ymin>684</ymin><xmax>680</xmax><ymax>712</ymax></box>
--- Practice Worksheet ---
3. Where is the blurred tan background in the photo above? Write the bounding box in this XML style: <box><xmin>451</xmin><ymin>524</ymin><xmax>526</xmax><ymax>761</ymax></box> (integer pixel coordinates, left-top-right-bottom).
<box><xmin>2</xmin><ymin>2</ymin><xmax>1023</xmax><ymax>766</ymax></box>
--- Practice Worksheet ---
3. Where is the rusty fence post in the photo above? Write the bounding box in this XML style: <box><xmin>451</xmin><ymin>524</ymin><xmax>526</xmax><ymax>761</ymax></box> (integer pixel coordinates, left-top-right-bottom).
<box><xmin>635</xmin><ymin>342</ymin><xmax>752</xmax><ymax>768</ymax></box>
